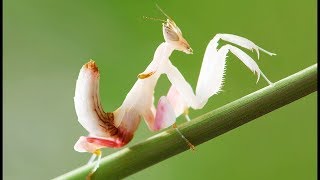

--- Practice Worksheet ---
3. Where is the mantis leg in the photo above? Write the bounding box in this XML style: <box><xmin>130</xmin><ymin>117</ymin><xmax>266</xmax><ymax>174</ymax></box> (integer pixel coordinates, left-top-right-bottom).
<box><xmin>196</xmin><ymin>34</ymin><xmax>275</xmax><ymax>101</ymax></box>
<box><xmin>138</xmin><ymin>42</ymin><xmax>175</xmax><ymax>79</ymax></box>
<box><xmin>91</xmin><ymin>150</ymin><xmax>102</xmax><ymax>173</ymax></box>
<box><xmin>87</xmin><ymin>154</ymin><xmax>97</xmax><ymax>165</ymax></box>
<box><xmin>86</xmin><ymin>149</ymin><xmax>102</xmax><ymax>180</ymax></box>
<box><xmin>142</xmin><ymin>91</ymin><xmax>190</xmax><ymax>131</ymax></box>
<box><xmin>164</xmin><ymin>34</ymin><xmax>275</xmax><ymax>114</ymax></box>
<box><xmin>142</xmin><ymin>96</ymin><xmax>176</xmax><ymax>131</ymax></box>
<box><xmin>166</xmin><ymin>86</ymin><xmax>188</xmax><ymax>116</ymax></box>
<box><xmin>164</xmin><ymin>61</ymin><xmax>205</xmax><ymax>110</ymax></box>
<box><xmin>142</xmin><ymin>95</ymin><xmax>195</xmax><ymax>149</ymax></box>
<box><xmin>212</xmin><ymin>33</ymin><xmax>276</xmax><ymax>58</ymax></box>
<box><xmin>219</xmin><ymin>44</ymin><xmax>274</xmax><ymax>85</ymax></box>
<box><xmin>167</xmin><ymin>85</ymin><xmax>191</xmax><ymax>121</ymax></box>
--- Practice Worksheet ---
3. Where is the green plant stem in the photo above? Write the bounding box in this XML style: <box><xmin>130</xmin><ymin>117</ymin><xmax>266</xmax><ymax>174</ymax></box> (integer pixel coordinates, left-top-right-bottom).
<box><xmin>54</xmin><ymin>64</ymin><xmax>317</xmax><ymax>180</ymax></box>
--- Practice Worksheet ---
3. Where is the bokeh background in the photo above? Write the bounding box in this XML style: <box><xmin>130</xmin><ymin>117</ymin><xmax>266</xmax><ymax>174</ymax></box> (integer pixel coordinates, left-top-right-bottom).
<box><xmin>4</xmin><ymin>0</ymin><xmax>317</xmax><ymax>179</ymax></box>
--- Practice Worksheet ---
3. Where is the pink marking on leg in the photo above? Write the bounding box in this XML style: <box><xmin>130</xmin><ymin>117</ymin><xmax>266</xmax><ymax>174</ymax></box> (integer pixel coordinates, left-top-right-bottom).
<box><xmin>167</xmin><ymin>86</ymin><xmax>188</xmax><ymax>117</ymax></box>
<box><xmin>86</xmin><ymin>137</ymin><xmax>123</xmax><ymax>148</ymax></box>
<box><xmin>154</xmin><ymin>96</ymin><xmax>176</xmax><ymax>131</ymax></box>
<box><xmin>85</xmin><ymin>129</ymin><xmax>134</xmax><ymax>149</ymax></box>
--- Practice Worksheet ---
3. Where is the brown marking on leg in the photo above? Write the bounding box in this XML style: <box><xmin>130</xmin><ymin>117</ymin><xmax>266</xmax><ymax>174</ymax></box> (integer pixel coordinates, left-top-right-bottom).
<box><xmin>137</xmin><ymin>71</ymin><xmax>155</xmax><ymax>79</ymax></box>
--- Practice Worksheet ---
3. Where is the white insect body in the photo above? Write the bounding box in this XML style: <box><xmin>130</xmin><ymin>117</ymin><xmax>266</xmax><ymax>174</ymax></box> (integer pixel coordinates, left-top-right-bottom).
<box><xmin>73</xmin><ymin>7</ymin><xmax>276</xmax><ymax>177</ymax></box>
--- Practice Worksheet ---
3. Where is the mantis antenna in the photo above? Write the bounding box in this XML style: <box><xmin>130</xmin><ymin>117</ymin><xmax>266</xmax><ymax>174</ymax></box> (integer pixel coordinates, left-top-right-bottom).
<box><xmin>156</xmin><ymin>3</ymin><xmax>173</xmax><ymax>20</ymax></box>
<box><xmin>142</xmin><ymin>16</ymin><xmax>166</xmax><ymax>23</ymax></box>
<box><xmin>143</xmin><ymin>4</ymin><xmax>173</xmax><ymax>23</ymax></box>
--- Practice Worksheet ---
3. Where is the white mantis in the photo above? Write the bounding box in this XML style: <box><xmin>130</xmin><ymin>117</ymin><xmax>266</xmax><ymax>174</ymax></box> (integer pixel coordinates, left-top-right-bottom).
<box><xmin>73</xmin><ymin>7</ymin><xmax>275</xmax><ymax>178</ymax></box>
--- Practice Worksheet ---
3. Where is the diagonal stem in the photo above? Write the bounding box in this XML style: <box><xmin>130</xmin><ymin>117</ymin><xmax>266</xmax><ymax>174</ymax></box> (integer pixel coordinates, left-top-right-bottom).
<box><xmin>54</xmin><ymin>64</ymin><xmax>317</xmax><ymax>180</ymax></box>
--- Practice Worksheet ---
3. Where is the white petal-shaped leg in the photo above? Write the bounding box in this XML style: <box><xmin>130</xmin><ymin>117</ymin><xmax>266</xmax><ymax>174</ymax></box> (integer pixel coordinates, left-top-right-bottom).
<box><xmin>195</xmin><ymin>46</ymin><xmax>226</xmax><ymax>102</ymax></box>
<box><xmin>166</xmin><ymin>86</ymin><xmax>192</xmax><ymax>121</ymax></box>
<box><xmin>142</xmin><ymin>96</ymin><xmax>194</xmax><ymax>149</ymax></box>
<box><xmin>196</xmin><ymin>40</ymin><xmax>274</xmax><ymax>102</ymax></box>
<box><xmin>156</xmin><ymin>96</ymin><xmax>195</xmax><ymax>149</ymax></box>
<box><xmin>212</xmin><ymin>34</ymin><xmax>276</xmax><ymax>59</ymax></box>
<box><xmin>166</xmin><ymin>85</ymin><xmax>189</xmax><ymax>118</ymax></box>
<box><xmin>142</xmin><ymin>96</ymin><xmax>176</xmax><ymax>131</ymax></box>
<box><xmin>154</xmin><ymin>96</ymin><xmax>177</xmax><ymax>131</ymax></box>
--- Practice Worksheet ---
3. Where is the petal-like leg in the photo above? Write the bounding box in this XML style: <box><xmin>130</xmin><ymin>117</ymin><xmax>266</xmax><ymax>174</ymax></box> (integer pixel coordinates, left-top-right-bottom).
<box><xmin>143</xmin><ymin>94</ymin><xmax>191</xmax><ymax>130</ymax></box>
<box><xmin>154</xmin><ymin>96</ymin><xmax>176</xmax><ymax>131</ymax></box>
<box><xmin>142</xmin><ymin>96</ymin><xmax>176</xmax><ymax>131</ymax></box>
<box><xmin>166</xmin><ymin>86</ymin><xmax>192</xmax><ymax>121</ymax></box>
<box><xmin>195</xmin><ymin>42</ymin><xmax>274</xmax><ymax>105</ymax></box>
<box><xmin>198</xmin><ymin>43</ymin><xmax>256</xmax><ymax>95</ymax></box>
<box><xmin>148</xmin><ymin>95</ymin><xmax>195</xmax><ymax>149</ymax></box>
<box><xmin>195</xmin><ymin>45</ymin><xmax>226</xmax><ymax>102</ymax></box>
<box><xmin>166</xmin><ymin>85</ymin><xmax>189</xmax><ymax>117</ymax></box>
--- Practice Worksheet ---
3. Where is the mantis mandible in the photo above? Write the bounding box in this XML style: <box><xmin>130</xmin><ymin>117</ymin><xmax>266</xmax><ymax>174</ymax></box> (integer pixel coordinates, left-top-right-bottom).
<box><xmin>73</xmin><ymin>6</ymin><xmax>276</xmax><ymax>178</ymax></box>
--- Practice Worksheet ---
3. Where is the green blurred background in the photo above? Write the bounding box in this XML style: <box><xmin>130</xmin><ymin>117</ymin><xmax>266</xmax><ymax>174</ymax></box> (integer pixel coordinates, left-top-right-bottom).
<box><xmin>4</xmin><ymin>0</ymin><xmax>316</xmax><ymax>179</ymax></box>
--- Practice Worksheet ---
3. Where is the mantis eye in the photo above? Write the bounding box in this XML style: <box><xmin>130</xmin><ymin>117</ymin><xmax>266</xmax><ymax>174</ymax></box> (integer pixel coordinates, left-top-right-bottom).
<box><xmin>164</xmin><ymin>26</ymin><xmax>179</xmax><ymax>41</ymax></box>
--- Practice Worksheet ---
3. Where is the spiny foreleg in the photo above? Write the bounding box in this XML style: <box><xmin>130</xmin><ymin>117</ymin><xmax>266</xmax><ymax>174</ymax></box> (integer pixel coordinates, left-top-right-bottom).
<box><xmin>166</xmin><ymin>34</ymin><xmax>276</xmax><ymax>117</ymax></box>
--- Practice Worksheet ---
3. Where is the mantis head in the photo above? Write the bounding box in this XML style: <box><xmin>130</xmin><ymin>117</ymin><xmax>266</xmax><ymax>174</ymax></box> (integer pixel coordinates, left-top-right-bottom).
<box><xmin>146</xmin><ymin>4</ymin><xmax>193</xmax><ymax>54</ymax></box>
<box><xmin>162</xmin><ymin>18</ymin><xmax>193</xmax><ymax>54</ymax></box>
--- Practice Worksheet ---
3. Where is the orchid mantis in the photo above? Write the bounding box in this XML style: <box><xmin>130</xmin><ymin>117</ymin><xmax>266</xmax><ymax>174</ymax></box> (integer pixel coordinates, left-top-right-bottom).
<box><xmin>73</xmin><ymin>7</ymin><xmax>276</xmax><ymax>178</ymax></box>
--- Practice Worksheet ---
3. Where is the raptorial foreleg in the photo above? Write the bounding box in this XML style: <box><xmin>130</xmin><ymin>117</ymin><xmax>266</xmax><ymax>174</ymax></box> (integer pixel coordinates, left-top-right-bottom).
<box><xmin>164</xmin><ymin>34</ymin><xmax>276</xmax><ymax>117</ymax></box>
